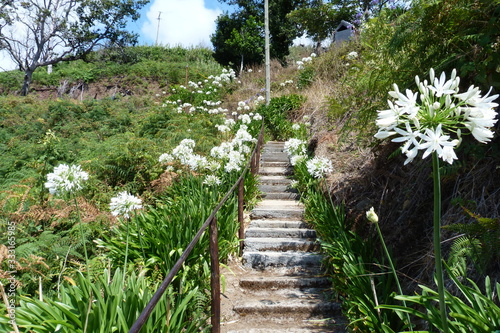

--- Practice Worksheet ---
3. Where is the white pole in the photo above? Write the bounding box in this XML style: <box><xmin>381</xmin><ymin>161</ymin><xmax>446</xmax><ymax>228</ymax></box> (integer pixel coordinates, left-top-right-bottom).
<box><xmin>155</xmin><ymin>12</ymin><xmax>162</xmax><ymax>46</ymax></box>
<box><xmin>264</xmin><ymin>0</ymin><xmax>270</xmax><ymax>105</ymax></box>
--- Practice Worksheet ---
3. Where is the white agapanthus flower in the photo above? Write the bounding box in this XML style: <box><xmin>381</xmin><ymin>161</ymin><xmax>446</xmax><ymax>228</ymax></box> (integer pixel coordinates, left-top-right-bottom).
<box><xmin>292</xmin><ymin>123</ymin><xmax>301</xmax><ymax>131</ymax></box>
<box><xmin>375</xmin><ymin>68</ymin><xmax>499</xmax><ymax>165</ymax></box>
<box><xmin>284</xmin><ymin>138</ymin><xmax>307</xmax><ymax>157</ymax></box>
<box><xmin>109</xmin><ymin>191</ymin><xmax>142</xmax><ymax>219</ymax></box>
<box><xmin>306</xmin><ymin>157</ymin><xmax>333</xmax><ymax>179</ymax></box>
<box><xmin>347</xmin><ymin>51</ymin><xmax>358</xmax><ymax>60</ymax></box>
<box><xmin>159</xmin><ymin>153</ymin><xmax>174</xmax><ymax>163</ymax></box>
<box><xmin>238</xmin><ymin>114</ymin><xmax>252</xmax><ymax>124</ymax></box>
<box><xmin>253</xmin><ymin>113</ymin><xmax>263</xmax><ymax>121</ymax></box>
<box><xmin>224</xmin><ymin>118</ymin><xmax>236</xmax><ymax>128</ymax></box>
<box><xmin>225</xmin><ymin>150</ymin><xmax>245</xmax><ymax>172</ymax></box>
<box><xmin>290</xmin><ymin>154</ymin><xmax>307</xmax><ymax>166</ymax></box>
<box><xmin>45</xmin><ymin>164</ymin><xmax>89</xmax><ymax>195</ymax></box>
<box><xmin>203</xmin><ymin>175</ymin><xmax>222</xmax><ymax>186</ymax></box>
<box><xmin>216</xmin><ymin>124</ymin><xmax>231</xmax><ymax>133</ymax></box>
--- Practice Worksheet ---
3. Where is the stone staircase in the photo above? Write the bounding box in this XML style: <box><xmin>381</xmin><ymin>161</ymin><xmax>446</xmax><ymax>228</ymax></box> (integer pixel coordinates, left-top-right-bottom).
<box><xmin>220</xmin><ymin>141</ymin><xmax>346</xmax><ymax>333</ymax></box>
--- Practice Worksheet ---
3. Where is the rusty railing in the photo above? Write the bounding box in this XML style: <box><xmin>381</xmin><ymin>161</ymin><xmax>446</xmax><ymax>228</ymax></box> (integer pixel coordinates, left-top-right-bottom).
<box><xmin>129</xmin><ymin>122</ymin><xmax>264</xmax><ymax>333</ymax></box>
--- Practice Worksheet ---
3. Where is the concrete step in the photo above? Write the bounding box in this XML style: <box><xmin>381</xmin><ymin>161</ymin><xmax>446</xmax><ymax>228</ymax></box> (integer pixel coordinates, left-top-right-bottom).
<box><xmin>249</xmin><ymin>220</ymin><xmax>309</xmax><ymax>229</ymax></box>
<box><xmin>239</xmin><ymin>275</ymin><xmax>330</xmax><ymax>290</ymax></box>
<box><xmin>244</xmin><ymin>238</ymin><xmax>319</xmax><ymax>252</ymax></box>
<box><xmin>242</xmin><ymin>251</ymin><xmax>323</xmax><ymax>270</ymax></box>
<box><xmin>246</xmin><ymin>227</ymin><xmax>316</xmax><ymax>239</ymax></box>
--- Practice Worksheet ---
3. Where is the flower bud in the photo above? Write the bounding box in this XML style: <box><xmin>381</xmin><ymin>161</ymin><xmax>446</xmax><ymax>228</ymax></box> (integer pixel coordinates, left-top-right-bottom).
<box><xmin>366</xmin><ymin>207</ymin><xmax>379</xmax><ymax>223</ymax></box>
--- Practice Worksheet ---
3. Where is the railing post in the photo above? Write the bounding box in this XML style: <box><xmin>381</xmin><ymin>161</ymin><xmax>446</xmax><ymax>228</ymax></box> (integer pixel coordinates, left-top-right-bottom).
<box><xmin>209</xmin><ymin>216</ymin><xmax>220</xmax><ymax>333</ymax></box>
<box><xmin>238</xmin><ymin>178</ymin><xmax>245</xmax><ymax>256</ymax></box>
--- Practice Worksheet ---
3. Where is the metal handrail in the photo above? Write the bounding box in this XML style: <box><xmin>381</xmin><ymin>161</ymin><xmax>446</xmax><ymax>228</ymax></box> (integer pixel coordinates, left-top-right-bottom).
<box><xmin>129</xmin><ymin>121</ymin><xmax>264</xmax><ymax>333</ymax></box>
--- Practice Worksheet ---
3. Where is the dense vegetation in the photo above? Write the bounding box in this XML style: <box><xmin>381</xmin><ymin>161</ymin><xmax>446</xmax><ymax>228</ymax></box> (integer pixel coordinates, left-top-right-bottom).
<box><xmin>1</xmin><ymin>0</ymin><xmax>499</xmax><ymax>331</ymax></box>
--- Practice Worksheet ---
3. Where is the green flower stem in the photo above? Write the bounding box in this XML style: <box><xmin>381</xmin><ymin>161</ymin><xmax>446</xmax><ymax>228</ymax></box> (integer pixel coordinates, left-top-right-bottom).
<box><xmin>134</xmin><ymin>210</ymin><xmax>146</xmax><ymax>262</ymax></box>
<box><xmin>123</xmin><ymin>216</ymin><xmax>130</xmax><ymax>285</ymax></box>
<box><xmin>432</xmin><ymin>152</ymin><xmax>449</xmax><ymax>333</ymax></box>
<box><xmin>374</xmin><ymin>222</ymin><xmax>413</xmax><ymax>331</ymax></box>
<box><xmin>73</xmin><ymin>195</ymin><xmax>89</xmax><ymax>280</ymax></box>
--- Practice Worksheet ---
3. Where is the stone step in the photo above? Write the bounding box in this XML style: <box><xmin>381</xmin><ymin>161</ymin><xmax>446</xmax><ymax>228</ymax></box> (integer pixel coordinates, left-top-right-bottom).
<box><xmin>226</xmin><ymin>326</ymin><xmax>345</xmax><ymax>333</ymax></box>
<box><xmin>242</xmin><ymin>251</ymin><xmax>323</xmax><ymax>270</ymax></box>
<box><xmin>246</xmin><ymin>227</ymin><xmax>316</xmax><ymax>239</ymax></box>
<box><xmin>259</xmin><ymin>166</ymin><xmax>293</xmax><ymax>176</ymax></box>
<box><xmin>249</xmin><ymin>220</ymin><xmax>309</xmax><ymax>229</ymax></box>
<box><xmin>260</xmin><ymin>161</ymin><xmax>290</xmax><ymax>168</ymax></box>
<box><xmin>251</xmin><ymin>200</ymin><xmax>304</xmax><ymax>220</ymax></box>
<box><xmin>244</xmin><ymin>238</ymin><xmax>319</xmax><ymax>252</ymax></box>
<box><xmin>239</xmin><ymin>275</ymin><xmax>330</xmax><ymax>290</ymax></box>
<box><xmin>258</xmin><ymin>184</ymin><xmax>297</xmax><ymax>193</ymax></box>
<box><xmin>259</xmin><ymin>175</ymin><xmax>293</xmax><ymax>185</ymax></box>
<box><xmin>233</xmin><ymin>298</ymin><xmax>341</xmax><ymax>318</ymax></box>
<box><xmin>260</xmin><ymin>152</ymin><xmax>290</xmax><ymax>163</ymax></box>
<box><xmin>261</xmin><ymin>192</ymin><xmax>300</xmax><ymax>200</ymax></box>
<box><xmin>251</xmin><ymin>208</ymin><xmax>304</xmax><ymax>220</ymax></box>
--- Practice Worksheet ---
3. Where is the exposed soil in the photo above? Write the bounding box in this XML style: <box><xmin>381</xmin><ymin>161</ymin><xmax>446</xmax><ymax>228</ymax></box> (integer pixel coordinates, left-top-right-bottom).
<box><xmin>309</xmin><ymin>123</ymin><xmax>500</xmax><ymax>292</ymax></box>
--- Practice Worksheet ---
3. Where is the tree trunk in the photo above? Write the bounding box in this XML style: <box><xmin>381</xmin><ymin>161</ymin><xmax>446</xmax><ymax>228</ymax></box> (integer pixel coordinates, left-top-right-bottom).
<box><xmin>21</xmin><ymin>68</ymin><xmax>34</xmax><ymax>96</ymax></box>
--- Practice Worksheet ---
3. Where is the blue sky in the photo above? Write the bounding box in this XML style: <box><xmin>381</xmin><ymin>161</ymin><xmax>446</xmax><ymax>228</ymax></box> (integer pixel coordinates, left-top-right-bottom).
<box><xmin>128</xmin><ymin>0</ymin><xmax>234</xmax><ymax>47</ymax></box>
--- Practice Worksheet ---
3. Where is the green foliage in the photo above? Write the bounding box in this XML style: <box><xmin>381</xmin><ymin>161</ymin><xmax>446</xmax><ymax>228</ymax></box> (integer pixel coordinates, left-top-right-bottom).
<box><xmin>444</xmin><ymin>208</ymin><xmax>500</xmax><ymax>275</ymax></box>
<box><xmin>388</xmin><ymin>0</ymin><xmax>500</xmax><ymax>91</ymax></box>
<box><xmin>287</xmin><ymin>2</ymin><xmax>342</xmax><ymax>43</ymax></box>
<box><xmin>215</xmin><ymin>0</ymin><xmax>306</xmax><ymax>65</ymax></box>
<box><xmin>211</xmin><ymin>13</ymin><xmax>265</xmax><ymax>70</ymax></box>
<box><xmin>296</xmin><ymin>66</ymin><xmax>315</xmax><ymax>90</ymax></box>
<box><xmin>300</xmin><ymin>187</ymin><xmax>405</xmax><ymax>332</ymax></box>
<box><xmin>0</xmin><ymin>269</ymin><xmax>205</xmax><ymax>332</ymax></box>
<box><xmin>257</xmin><ymin>94</ymin><xmax>306</xmax><ymax>140</ymax></box>
<box><xmin>98</xmin><ymin>175</ymin><xmax>240</xmax><ymax>275</ymax></box>
<box><xmin>382</xmin><ymin>268</ymin><xmax>500</xmax><ymax>333</ymax></box>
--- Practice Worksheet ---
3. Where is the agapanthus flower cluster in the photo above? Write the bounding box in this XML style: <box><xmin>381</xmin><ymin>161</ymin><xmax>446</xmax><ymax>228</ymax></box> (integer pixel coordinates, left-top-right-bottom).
<box><xmin>211</xmin><ymin>125</ymin><xmax>257</xmax><ymax>172</ymax></box>
<box><xmin>375</xmin><ymin>68</ymin><xmax>499</xmax><ymax>165</ymax></box>
<box><xmin>109</xmin><ymin>191</ymin><xmax>142</xmax><ymax>219</ymax></box>
<box><xmin>284</xmin><ymin>138</ymin><xmax>307</xmax><ymax>166</ymax></box>
<box><xmin>280</xmin><ymin>79</ymin><xmax>294</xmax><ymax>87</ymax></box>
<box><xmin>45</xmin><ymin>164</ymin><xmax>89</xmax><ymax>195</ymax></box>
<box><xmin>203</xmin><ymin>175</ymin><xmax>222</xmax><ymax>186</ymax></box>
<box><xmin>254</xmin><ymin>95</ymin><xmax>266</xmax><ymax>106</ymax></box>
<box><xmin>347</xmin><ymin>51</ymin><xmax>358</xmax><ymax>60</ymax></box>
<box><xmin>238</xmin><ymin>114</ymin><xmax>252</xmax><ymax>124</ymax></box>
<box><xmin>159</xmin><ymin>139</ymin><xmax>210</xmax><ymax>171</ymax></box>
<box><xmin>306</xmin><ymin>157</ymin><xmax>333</xmax><ymax>179</ymax></box>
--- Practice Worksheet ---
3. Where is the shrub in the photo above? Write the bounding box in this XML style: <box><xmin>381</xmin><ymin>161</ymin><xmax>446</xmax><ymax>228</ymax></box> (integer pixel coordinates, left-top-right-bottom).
<box><xmin>257</xmin><ymin>94</ymin><xmax>306</xmax><ymax>140</ymax></box>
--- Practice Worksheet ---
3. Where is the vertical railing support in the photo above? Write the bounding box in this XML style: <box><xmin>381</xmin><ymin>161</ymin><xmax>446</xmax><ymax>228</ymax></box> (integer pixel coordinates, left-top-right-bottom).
<box><xmin>209</xmin><ymin>216</ymin><xmax>220</xmax><ymax>333</ymax></box>
<box><xmin>238</xmin><ymin>178</ymin><xmax>245</xmax><ymax>256</ymax></box>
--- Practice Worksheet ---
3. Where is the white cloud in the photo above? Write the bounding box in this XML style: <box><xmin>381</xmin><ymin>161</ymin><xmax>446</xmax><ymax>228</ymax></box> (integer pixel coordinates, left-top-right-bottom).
<box><xmin>141</xmin><ymin>0</ymin><xmax>222</xmax><ymax>48</ymax></box>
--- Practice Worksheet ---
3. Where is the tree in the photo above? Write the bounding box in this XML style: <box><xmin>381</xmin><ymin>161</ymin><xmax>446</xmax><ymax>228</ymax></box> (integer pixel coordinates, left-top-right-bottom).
<box><xmin>216</xmin><ymin>0</ymin><xmax>307</xmax><ymax>66</ymax></box>
<box><xmin>211</xmin><ymin>13</ymin><xmax>264</xmax><ymax>71</ymax></box>
<box><xmin>288</xmin><ymin>1</ymin><xmax>352</xmax><ymax>47</ymax></box>
<box><xmin>225</xmin><ymin>16</ymin><xmax>264</xmax><ymax>73</ymax></box>
<box><xmin>0</xmin><ymin>0</ymin><xmax>148</xmax><ymax>96</ymax></box>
